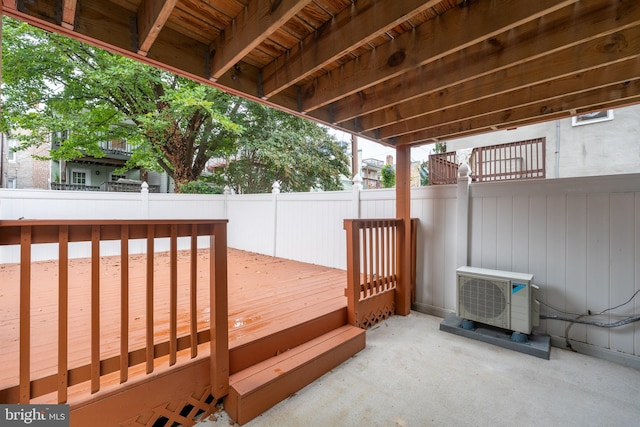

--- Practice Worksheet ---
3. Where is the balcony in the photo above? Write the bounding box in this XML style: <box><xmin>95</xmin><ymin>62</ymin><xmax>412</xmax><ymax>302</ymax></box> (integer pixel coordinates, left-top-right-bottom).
<box><xmin>51</xmin><ymin>181</ymin><xmax>160</xmax><ymax>193</ymax></box>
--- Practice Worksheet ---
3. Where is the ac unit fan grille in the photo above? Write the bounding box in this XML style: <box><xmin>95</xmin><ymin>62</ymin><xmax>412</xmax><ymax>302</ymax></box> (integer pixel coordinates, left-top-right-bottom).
<box><xmin>460</xmin><ymin>278</ymin><xmax>507</xmax><ymax>320</ymax></box>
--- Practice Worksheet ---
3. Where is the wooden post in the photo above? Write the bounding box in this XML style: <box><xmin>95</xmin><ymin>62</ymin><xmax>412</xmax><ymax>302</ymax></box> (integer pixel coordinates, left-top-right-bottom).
<box><xmin>395</xmin><ymin>145</ymin><xmax>412</xmax><ymax>315</ymax></box>
<box><xmin>344</xmin><ymin>220</ymin><xmax>361</xmax><ymax>326</ymax></box>
<box><xmin>210</xmin><ymin>223</ymin><xmax>229</xmax><ymax>399</ymax></box>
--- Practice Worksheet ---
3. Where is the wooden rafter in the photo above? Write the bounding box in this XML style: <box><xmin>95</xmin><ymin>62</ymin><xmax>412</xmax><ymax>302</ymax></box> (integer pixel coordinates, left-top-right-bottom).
<box><xmin>373</xmin><ymin>29</ymin><xmax>640</xmax><ymax>138</ymax></box>
<box><xmin>332</xmin><ymin>0</ymin><xmax>640</xmax><ymax>127</ymax></box>
<box><xmin>387</xmin><ymin>59</ymin><xmax>640</xmax><ymax>142</ymax></box>
<box><xmin>209</xmin><ymin>0</ymin><xmax>313</xmax><ymax>82</ymax></box>
<box><xmin>260</xmin><ymin>0</ymin><xmax>442</xmax><ymax>98</ymax></box>
<box><xmin>2</xmin><ymin>0</ymin><xmax>638</xmax><ymax>146</ymax></box>
<box><xmin>61</xmin><ymin>0</ymin><xmax>77</xmax><ymax>29</ymax></box>
<box><xmin>137</xmin><ymin>0</ymin><xmax>178</xmax><ymax>55</ymax></box>
<box><xmin>299</xmin><ymin>0</ymin><xmax>578</xmax><ymax>113</ymax></box>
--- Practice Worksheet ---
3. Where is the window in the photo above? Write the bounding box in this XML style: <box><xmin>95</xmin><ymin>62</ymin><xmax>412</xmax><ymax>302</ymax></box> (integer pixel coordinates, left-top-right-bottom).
<box><xmin>71</xmin><ymin>170</ymin><xmax>89</xmax><ymax>186</ymax></box>
<box><xmin>7</xmin><ymin>177</ymin><xmax>17</xmax><ymax>189</ymax></box>
<box><xmin>571</xmin><ymin>110</ymin><xmax>614</xmax><ymax>126</ymax></box>
<box><xmin>111</xmin><ymin>173</ymin><xmax>126</xmax><ymax>182</ymax></box>
<box><xmin>7</xmin><ymin>137</ymin><xmax>17</xmax><ymax>162</ymax></box>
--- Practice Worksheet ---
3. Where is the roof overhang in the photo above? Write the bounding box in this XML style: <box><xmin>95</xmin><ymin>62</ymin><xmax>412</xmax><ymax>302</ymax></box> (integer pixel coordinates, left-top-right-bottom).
<box><xmin>3</xmin><ymin>0</ymin><xmax>639</xmax><ymax>147</ymax></box>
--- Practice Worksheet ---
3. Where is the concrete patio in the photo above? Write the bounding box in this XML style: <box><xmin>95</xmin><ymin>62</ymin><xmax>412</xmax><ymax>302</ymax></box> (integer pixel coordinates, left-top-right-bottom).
<box><xmin>198</xmin><ymin>311</ymin><xmax>640</xmax><ymax>427</ymax></box>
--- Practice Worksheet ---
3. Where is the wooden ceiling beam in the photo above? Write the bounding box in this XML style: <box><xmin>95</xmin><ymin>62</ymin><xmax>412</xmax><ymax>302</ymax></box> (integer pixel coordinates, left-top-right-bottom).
<box><xmin>332</xmin><ymin>0</ymin><xmax>640</xmax><ymax>125</ymax></box>
<box><xmin>400</xmin><ymin>91</ymin><xmax>640</xmax><ymax>144</ymax></box>
<box><xmin>392</xmin><ymin>80</ymin><xmax>640</xmax><ymax>145</ymax></box>
<box><xmin>61</xmin><ymin>0</ymin><xmax>78</xmax><ymax>30</ymax></box>
<box><xmin>209</xmin><ymin>0</ymin><xmax>312</xmax><ymax>81</ymax></box>
<box><xmin>380</xmin><ymin>57</ymin><xmax>640</xmax><ymax>140</ymax></box>
<box><xmin>300</xmin><ymin>0</ymin><xmax>578</xmax><ymax>113</ymax></box>
<box><xmin>371</xmin><ymin>28</ymin><xmax>640</xmax><ymax>137</ymax></box>
<box><xmin>136</xmin><ymin>0</ymin><xmax>178</xmax><ymax>55</ymax></box>
<box><xmin>260</xmin><ymin>0</ymin><xmax>441</xmax><ymax>99</ymax></box>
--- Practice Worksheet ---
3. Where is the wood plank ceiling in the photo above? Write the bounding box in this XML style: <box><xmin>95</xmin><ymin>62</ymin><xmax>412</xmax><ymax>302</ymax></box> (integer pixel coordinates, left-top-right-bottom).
<box><xmin>2</xmin><ymin>0</ymin><xmax>640</xmax><ymax>148</ymax></box>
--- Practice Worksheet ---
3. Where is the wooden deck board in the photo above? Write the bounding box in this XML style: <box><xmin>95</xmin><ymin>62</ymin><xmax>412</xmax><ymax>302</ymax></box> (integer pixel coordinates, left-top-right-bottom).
<box><xmin>0</xmin><ymin>248</ymin><xmax>347</xmax><ymax>402</ymax></box>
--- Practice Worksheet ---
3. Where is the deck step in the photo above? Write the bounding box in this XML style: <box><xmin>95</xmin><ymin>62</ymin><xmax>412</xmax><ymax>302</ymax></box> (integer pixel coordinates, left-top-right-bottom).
<box><xmin>224</xmin><ymin>325</ymin><xmax>366</xmax><ymax>425</ymax></box>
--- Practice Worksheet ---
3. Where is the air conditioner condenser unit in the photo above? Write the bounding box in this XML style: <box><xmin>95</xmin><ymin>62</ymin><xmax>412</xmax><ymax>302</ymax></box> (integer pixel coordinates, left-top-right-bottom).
<box><xmin>456</xmin><ymin>266</ymin><xmax>540</xmax><ymax>335</ymax></box>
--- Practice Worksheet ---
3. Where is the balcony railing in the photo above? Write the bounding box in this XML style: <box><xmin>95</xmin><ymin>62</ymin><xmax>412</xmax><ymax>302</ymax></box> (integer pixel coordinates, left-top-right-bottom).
<box><xmin>51</xmin><ymin>182</ymin><xmax>160</xmax><ymax>193</ymax></box>
<box><xmin>51</xmin><ymin>183</ymin><xmax>100</xmax><ymax>191</ymax></box>
<box><xmin>0</xmin><ymin>219</ymin><xmax>229</xmax><ymax>404</ymax></box>
<box><xmin>429</xmin><ymin>152</ymin><xmax>459</xmax><ymax>185</ymax></box>
<box><xmin>470</xmin><ymin>138</ymin><xmax>546</xmax><ymax>182</ymax></box>
<box><xmin>362</xmin><ymin>177</ymin><xmax>382</xmax><ymax>189</ymax></box>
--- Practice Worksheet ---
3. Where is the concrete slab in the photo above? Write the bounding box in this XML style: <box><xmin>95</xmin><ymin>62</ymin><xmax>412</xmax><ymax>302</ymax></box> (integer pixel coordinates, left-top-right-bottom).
<box><xmin>439</xmin><ymin>312</ymin><xmax>551</xmax><ymax>359</ymax></box>
<box><xmin>196</xmin><ymin>311</ymin><xmax>640</xmax><ymax>427</ymax></box>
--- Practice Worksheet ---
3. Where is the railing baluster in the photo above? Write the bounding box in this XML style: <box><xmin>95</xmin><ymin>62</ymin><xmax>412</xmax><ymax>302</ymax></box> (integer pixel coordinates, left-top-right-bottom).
<box><xmin>169</xmin><ymin>224</ymin><xmax>178</xmax><ymax>366</ymax></box>
<box><xmin>58</xmin><ymin>225</ymin><xmax>69</xmax><ymax>403</ymax></box>
<box><xmin>368</xmin><ymin>226</ymin><xmax>374</xmax><ymax>297</ymax></box>
<box><xmin>91</xmin><ymin>225</ymin><xmax>101</xmax><ymax>394</ymax></box>
<box><xmin>361</xmin><ymin>226</ymin><xmax>368</xmax><ymax>297</ymax></box>
<box><xmin>375</xmin><ymin>222</ymin><xmax>381</xmax><ymax>294</ymax></box>
<box><xmin>190</xmin><ymin>225</ymin><xmax>198</xmax><ymax>358</ymax></box>
<box><xmin>120</xmin><ymin>225</ymin><xmax>129</xmax><ymax>383</ymax></box>
<box><xmin>146</xmin><ymin>225</ymin><xmax>155</xmax><ymax>374</ymax></box>
<box><xmin>19</xmin><ymin>226</ymin><xmax>32</xmax><ymax>404</ymax></box>
<box><xmin>385</xmin><ymin>222</ymin><xmax>391</xmax><ymax>291</ymax></box>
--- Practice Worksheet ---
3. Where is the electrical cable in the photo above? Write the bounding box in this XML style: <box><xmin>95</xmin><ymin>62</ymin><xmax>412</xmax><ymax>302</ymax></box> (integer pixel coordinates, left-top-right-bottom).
<box><xmin>539</xmin><ymin>286</ymin><xmax>640</xmax><ymax>351</ymax></box>
<box><xmin>540</xmin><ymin>313</ymin><xmax>640</xmax><ymax>328</ymax></box>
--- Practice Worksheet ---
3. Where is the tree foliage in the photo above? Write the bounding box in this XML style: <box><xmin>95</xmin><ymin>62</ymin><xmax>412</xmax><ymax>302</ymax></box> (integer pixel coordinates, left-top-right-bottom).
<box><xmin>1</xmin><ymin>17</ymin><xmax>349</xmax><ymax>193</ymax></box>
<box><xmin>220</xmin><ymin>103</ymin><xmax>349</xmax><ymax>193</ymax></box>
<box><xmin>381</xmin><ymin>164</ymin><xmax>396</xmax><ymax>188</ymax></box>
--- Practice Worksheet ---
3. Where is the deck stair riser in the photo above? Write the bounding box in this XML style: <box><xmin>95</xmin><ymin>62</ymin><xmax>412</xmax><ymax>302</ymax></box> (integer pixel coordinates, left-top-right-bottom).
<box><xmin>225</xmin><ymin>325</ymin><xmax>366</xmax><ymax>425</ymax></box>
<box><xmin>229</xmin><ymin>307</ymin><xmax>347</xmax><ymax>374</ymax></box>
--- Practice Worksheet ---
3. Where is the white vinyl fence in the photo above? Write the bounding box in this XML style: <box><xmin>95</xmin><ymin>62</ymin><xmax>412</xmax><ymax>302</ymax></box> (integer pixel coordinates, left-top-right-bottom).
<box><xmin>2</xmin><ymin>172</ymin><xmax>640</xmax><ymax>368</ymax></box>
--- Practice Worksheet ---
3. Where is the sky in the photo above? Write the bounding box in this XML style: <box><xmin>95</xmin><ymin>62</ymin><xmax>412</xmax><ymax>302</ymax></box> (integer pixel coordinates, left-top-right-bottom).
<box><xmin>329</xmin><ymin>129</ymin><xmax>435</xmax><ymax>165</ymax></box>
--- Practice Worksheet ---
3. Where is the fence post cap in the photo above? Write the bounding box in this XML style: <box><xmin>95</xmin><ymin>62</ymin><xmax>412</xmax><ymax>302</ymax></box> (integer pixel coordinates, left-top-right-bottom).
<box><xmin>272</xmin><ymin>181</ymin><xmax>281</xmax><ymax>194</ymax></box>
<box><xmin>458</xmin><ymin>163</ymin><xmax>470</xmax><ymax>177</ymax></box>
<box><xmin>141</xmin><ymin>181</ymin><xmax>149</xmax><ymax>193</ymax></box>
<box><xmin>352</xmin><ymin>174</ymin><xmax>363</xmax><ymax>191</ymax></box>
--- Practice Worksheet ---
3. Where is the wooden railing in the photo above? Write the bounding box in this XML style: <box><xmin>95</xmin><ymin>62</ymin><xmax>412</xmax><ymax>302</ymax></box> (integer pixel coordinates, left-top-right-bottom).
<box><xmin>0</xmin><ymin>219</ymin><xmax>229</xmax><ymax>404</ymax></box>
<box><xmin>344</xmin><ymin>218</ymin><xmax>417</xmax><ymax>328</ymax></box>
<box><xmin>470</xmin><ymin>138</ymin><xmax>546</xmax><ymax>182</ymax></box>
<box><xmin>429</xmin><ymin>152</ymin><xmax>459</xmax><ymax>185</ymax></box>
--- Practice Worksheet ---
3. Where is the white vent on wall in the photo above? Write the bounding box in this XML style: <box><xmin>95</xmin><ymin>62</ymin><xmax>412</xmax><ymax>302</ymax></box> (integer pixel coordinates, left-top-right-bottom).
<box><xmin>456</xmin><ymin>266</ymin><xmax>540</xmax><ymax>334</ymax></box>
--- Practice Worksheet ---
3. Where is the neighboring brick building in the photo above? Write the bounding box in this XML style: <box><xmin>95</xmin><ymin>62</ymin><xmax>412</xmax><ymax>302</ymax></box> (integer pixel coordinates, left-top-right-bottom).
<box><xmin>1</xmin><ymin>134</ymin><xmax>50</xmax><ymax>189</ymax></box>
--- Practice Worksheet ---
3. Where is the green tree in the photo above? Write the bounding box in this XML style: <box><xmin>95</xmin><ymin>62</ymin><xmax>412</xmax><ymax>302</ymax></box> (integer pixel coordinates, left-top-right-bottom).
<box><xmin>381</xmin><ymin>164</ymin><xmax>396</xmax><ymax>188</ymax></box>
<box><xmin>1</xmin><ymin>17</ymin><xmax>349</xmax><ymax>193</ymax></box>
<box><xmin>418</xmin><ymin>161</ymin><xmax>430</xmax><ymax>186</ymax></box>
<box><xmin>220</xmin><ymin>103</ymin><xmax>349</xmax><ymax>193</ymax></box>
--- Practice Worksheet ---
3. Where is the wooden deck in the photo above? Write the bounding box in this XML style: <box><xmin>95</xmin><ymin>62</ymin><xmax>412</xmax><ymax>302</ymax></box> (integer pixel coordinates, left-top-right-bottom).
<box><xmin>0</xmin><ymin>248</ymin><xmax>347</xmax><ymax>404</ymax></box>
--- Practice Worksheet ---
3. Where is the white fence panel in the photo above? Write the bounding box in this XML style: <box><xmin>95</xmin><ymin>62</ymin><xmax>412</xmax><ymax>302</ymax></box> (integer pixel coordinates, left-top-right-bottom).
<box><xmin>360</xmin><ymin>189</ymin><xmax>395</xmax><ymax>218</ymax></box>
<box><xmin>226</xmin><ymin>194</ymin><xmax>275</xmax><ymax>256</ymax></box>
<box><xmin>147</xmin><ymin>193</ymin><xmax>226</xmax><ymax>219</ymax></box>
<box><xmin>467</xmin><ymin>174</ymin><xmax>640</xmax><ymax>361</ymax></box>
<box><xmin>275</xmin><ymin>191</ymin><xmax>352</xmax><ymax>269</ymax></box>
<box><xmin>411</xmin><ymin>185</ymin><xmax>458</xmax><ymax>315</ymax></box>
